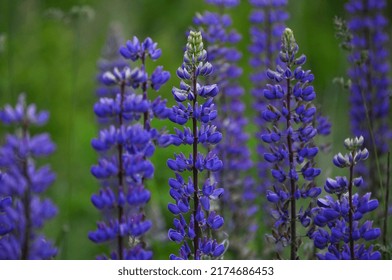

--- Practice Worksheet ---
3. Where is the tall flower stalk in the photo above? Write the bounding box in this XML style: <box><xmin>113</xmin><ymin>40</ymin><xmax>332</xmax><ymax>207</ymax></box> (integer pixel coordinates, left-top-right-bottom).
<box><xmin>194</xmin><ymin>0</ymin><xmax>255</xmax><ymax>258</ymax></box>
<box><xmin>345</xmin><ymin>0</ymin><xmax>391</xmax><ymax>193</ymax></box>
<box><xmin>89</xmin><ymin>36</ymin><xmax>170</xmax><ymax>259</ymax></box>
<box><xmin>166</xmin><ymin>31</ymin><xmax>225</xmax><ymax>260</ymax></box>
<box><xmin>249</xmin><ymin>0</ymin><xmax>288</xmax><ymax>203</ymax></box>
<box><xmin>0</xmin><ymin>95</ymin><xmax>57</xmax><ymax>259</ymax></box>
<box><xmin>261</xmin><ymin>28</ymin><xmax>321</xmax><ymax>259</ymax></box>
<box><xmin>311</xmin><ymin>136</ymin><xmax>381</xmax><ymax>260</ymax></box>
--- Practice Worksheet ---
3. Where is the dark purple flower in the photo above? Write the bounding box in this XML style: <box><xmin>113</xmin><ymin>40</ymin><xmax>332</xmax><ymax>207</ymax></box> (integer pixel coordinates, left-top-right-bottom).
<box><xmin>311</xmin><ymin>137</ymin><xmax>381</xmax><ymax>260</ymax></box>
<box><xmin>249</xmin><ymin>0</ymin><xmax>288</xmax><ymax>252</ymax></box>
<box><xmin>345</xmin><ymin>0</ymin><xmax>391</xmax><ymax>192</ymax></box>
<box><xmin>261</xmin><ymin>28</ymin><xmax>321</xmax><ymax>259</ymax></box>
<box><xmin>120</xmin><ymin>36</ymin><xmax>162</xmax><ymax>62</ymax></box>
<box><xmin>0</xmin><ymin>195</ymin><xmax>13</xmax><ymax>237</ymax></box>
<box><xmin>0</xmin><ymin>95</ymin><xmax>57</xmax><ymax>260</ymax></box>
<box><xmin>90</xmin><ymin>35</ymin><xmax>170</xmax><ymax>260</ymax></box>
<box><xmin>166</xmin><ymin>31</ymin><xmax>225</xmax><ymax>260</ymax></box>
<box><xmin>194</xmin><ymin>1</ymin><xmax>257</xmax><ymax>258</ymax></box>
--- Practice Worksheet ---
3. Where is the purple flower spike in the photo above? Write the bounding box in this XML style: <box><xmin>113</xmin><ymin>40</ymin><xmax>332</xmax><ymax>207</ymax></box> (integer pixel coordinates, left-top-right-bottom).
<box><xmin>345</xmin><ymin>0</ymin><xmax>391</xmax><ymax>192</ymax></box>
<box><xmin>261</xmin><ymin>28</ymin><xmax>321</xmax><ymax>260</ymax></box>
<box><xmin>193</xmin><ymin>0</ymin><xmax>257</xmax><ymax>258</ymax></box>
<box><xmin>249</xmin><ymin>0</ymin><xmax>288</xmax><ymax>256</ymax></box>
<box><xmin>90</xmin><ymin>33</ymin><xmax>170</xmax><ymax>260</ymax></box>
<box><xmin>311</xmin><ymin>137</ymin><xmax>381</xmax><ymax>260</ymax></box>
<box><xmin>166</xmin><ymin>31</ymin><xmax>225</xmax><ymax>260</ymax></box>
<box><xmin>0</xmin><ymin>95</ymin><xmax>57</xmax><ymax>260</ymax></box>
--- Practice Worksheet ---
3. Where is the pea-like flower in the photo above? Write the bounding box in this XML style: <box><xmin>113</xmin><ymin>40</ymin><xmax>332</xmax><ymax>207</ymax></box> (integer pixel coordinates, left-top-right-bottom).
<box><xmin>345</xmin><ymin>0</ymin><xmax>391</xmax><ymax>191</ymax></box>
<box><xmin>89</xmin><ymin>35</ymin><xmax>170</xmax><ymax>260</ymax></box>
<box><xmin>261</xmin><ymin>28</ymin><xmax>321</xmax><ymax>259</ymax></box>
<box><xmin>0</xmin><ymin>95</ymin><xmax>57</xmax><ymax>260</ymax></box>
<box><xmin>310</xmin><ymin>136</ymin><xmax>381</xmax><ymax>260</ymax></box>
<box><xmin>166</xmin><ymin>31</ymin><xmax>225</xmax><ymax>260</ymax></box>
<box><xmin>194</xmin><ymin>0</ymin><xmax>256</xmax><ymax>258</ymax></box>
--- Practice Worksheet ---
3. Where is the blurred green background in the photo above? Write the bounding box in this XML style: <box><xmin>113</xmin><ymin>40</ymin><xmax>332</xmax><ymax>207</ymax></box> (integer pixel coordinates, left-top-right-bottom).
<box><xmin>0</xmin><ymin>0</ymin><xmax>390</xmax><ymax>259</ymax></box>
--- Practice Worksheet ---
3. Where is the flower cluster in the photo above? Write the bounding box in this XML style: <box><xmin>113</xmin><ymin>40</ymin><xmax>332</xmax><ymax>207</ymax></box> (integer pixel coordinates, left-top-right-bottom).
<box><xmin>261</xmin><ymin>28</ymin><xmax>321</xmax><ymax>259</ymax></box>
<box><xmin>310</xmin><ymin>136</ymin><xmax>381</xmax><ymax>260</ymax></box>
<box><xmin>345</xmin><ymin>0</ymin><xmax>391</xmax><ymax>190</ymax></box>
<box><xmin>89</xmin><ymin>35</ymin><xmax>170</xmax><ymax>259</ymax></box>
<box><xmin>166</xmin><ymin>31</ymin><xmax>225</xmax><ymax>260</ymax></box>
<box><xmin>194</xmin><ymin>0</ymin><xmax>256</xmax><ymax>257</ymax></box>
<box><xmin>0</xmin><ymin>95</ymin><xmax>57</xmax><ymax>259</ymax></box>
<box><xmin>249</xmin><ymin>0</ymin><xmax>288</xmax><ymax>199</ymax></box>
<box><xmin>0</xmin><ymin>191</ymin><xmax>13</xmax><ymax>237</ymax></box>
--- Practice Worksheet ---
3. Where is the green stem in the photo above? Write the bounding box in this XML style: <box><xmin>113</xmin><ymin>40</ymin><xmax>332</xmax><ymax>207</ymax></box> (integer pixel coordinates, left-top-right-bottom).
<box><xmin>382</xmin><ymin>152</ymin><xmax>390</xmax><ymax>253</ymax></box>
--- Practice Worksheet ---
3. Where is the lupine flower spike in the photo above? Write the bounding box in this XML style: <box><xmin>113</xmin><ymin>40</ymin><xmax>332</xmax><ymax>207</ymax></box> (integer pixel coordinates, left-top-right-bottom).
<box><xmin>249</xmin><ymin>0</ymin><xmax>288</xmax><ymax>224</ymax></box>
<box><xmin>345</xmin><ymin>0</ymin><xmax>391</xmax><ymax>192</ymax></box>
<box><xmin>166</xmin><ymin>30</ymin><xmax>225</xmax><ymax>260</ymax></box>
<box><xmin>89</xmin><ymin>35</ymin><xmax>170</xmax><ymax>259</ymax></box>
<box><xmin>261</xmin><ymin>28</ymin><xmax>321</xmax><ymax>259</ymax></box>
<box><xmin>194</xmin><ymin>0</ymin><xmax>256</xmax><ymax>258</ymax></box>
<box><xmin>249</xmin><ymin>1</ymin><xmax>292</xmax><ymax>258</ymax></box>
<box><xmin>0</xmin><ymin>94</ymin><xmax>57</xmax><ymax>259</ymax></box>
<box><xmin>311</xmin><ymin>136</ymin><xmax>381</xmax><ymax>260</ymax></box>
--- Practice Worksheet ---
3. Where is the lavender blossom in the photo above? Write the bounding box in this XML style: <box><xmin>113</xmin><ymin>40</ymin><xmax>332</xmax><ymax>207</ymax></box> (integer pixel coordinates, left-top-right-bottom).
<box><xmin>261</xmin><ymin>28</ymin><xmax>321</xmax><ymax>259</ymax></box>
<box><xmin>0</xmin><ymin>95</ymin><xmax>57</xmax><ymax>259</ymax></box>
<box><xmin>166</xmin><ymin>31</ymin><xmax>225</xmax><ymax>260</ymax></box>
<box><xmin>89</xmin><ymin>36</ymin><xmax>170</xmax><ymax>260</ymax></box>
<box><xmin>311</xmin><ymin>136</ymin><xmax>381</xmax><ymax>260</ymax></box>
<box><xmin>345</xmin><ymin>0</ymin><xmax>391</xmax><ymax>190</ymax></box>
<box><xmin>194</xmin><ymin>0</ymin><xmax>256</xmax><ymax>258</ymax></box>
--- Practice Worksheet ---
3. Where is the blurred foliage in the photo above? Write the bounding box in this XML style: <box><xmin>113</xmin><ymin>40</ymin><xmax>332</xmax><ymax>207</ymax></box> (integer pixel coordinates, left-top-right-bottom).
<box><xmin>0</xmin><ymin>0</ymin><xmax>390</xmax><ymax>259</ymax></box>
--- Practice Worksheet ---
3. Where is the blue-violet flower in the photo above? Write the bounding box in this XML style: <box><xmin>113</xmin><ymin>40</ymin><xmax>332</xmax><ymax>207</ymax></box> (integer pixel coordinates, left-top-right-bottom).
<box><xmin>311</xmin><ymin>136</ymin><xmax>381</xmax><ymax>260</ymax></box>
<box><xmin>166</xmin><ymin>31</ymin><xmax>225</xmax><ymax>260</ymax></box>
<box><xmin>261</xmin><ymin>28</ymin><xmax>321</xmax><ymax>259</ymax></box>
<box><xmin>194</xmin><ymin>0</ymin><xmax>256</xmax><ymax>258</ymax></box>
<box><xmin>0</xmin><ymin>94</ymin><xmax>57</xmax><ymax>259</ymax></box>
<box><xmin>345</xmin><ymin>0</ymin><xmax>391</xmax><ymax>191</ymax></box>
<box><xmin>89</xmin><ymin>35</ymin><xmax>170</xmax><ymax>260</ymax></box>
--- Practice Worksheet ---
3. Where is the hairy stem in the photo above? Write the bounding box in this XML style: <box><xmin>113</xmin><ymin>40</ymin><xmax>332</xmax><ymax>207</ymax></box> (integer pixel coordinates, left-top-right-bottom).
<box><xmin>140</xmin><ymin>55</ymin><xmax>148</xmax><ymax>246</ymax></box>
<box><xmin>348</xmin><ymin>157</ymin><xmax>355</xmax><ymax>260</ymax></box>
<box><xmin>286</xmin><ymin>74</ymin><xmax>297</xmax><ymax>260</ymax></box>
<box><xmin>141</xmin><ymin>55</ymin><xmax>149</xmax><ymax>130</ymax></box>
<box><xmin>382</xmin><ymin>152</ymin><xmax>390</xmax><ymax>252</ymax></box>
<box><xmin>21</xmin><ymin>123</ymin><xmax>30</xmax><ymax>260</ymax></box>
<box><xmin>192</xmin><ymin>71</ymin><xmax>200</xmax><ymax>257</ymax></box>
<box><xmin>117</xmin><ymin>82</ymin><xmax>126</xmax><ymax>260</ymax></box>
